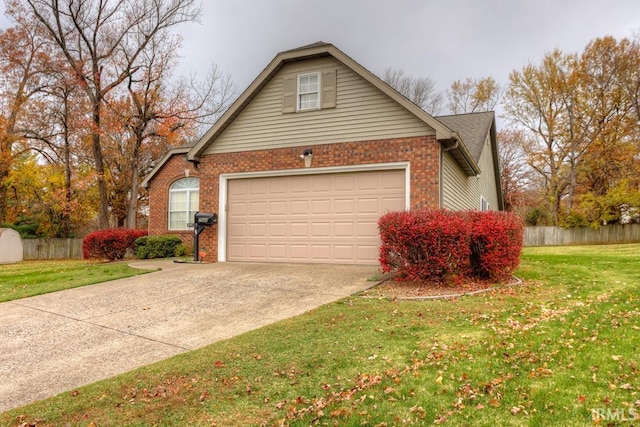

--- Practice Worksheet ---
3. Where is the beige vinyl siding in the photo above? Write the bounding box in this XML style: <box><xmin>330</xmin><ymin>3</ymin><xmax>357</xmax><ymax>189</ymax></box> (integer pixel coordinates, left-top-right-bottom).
<box><xmin>442</xmin><ymin>151</ymin><xmax>476</xmax><ymax>210</ymax></box>
<box><xmin>476</xmin><ymin>134</ymin><xmax>499</xmax><ymax>209</ymax></box>
<box><xmin>205</xmin><ymin>57</ymin><xmax>434</xmax><ymax>154</ymax></box>
<box><xmin>442</xmin><ymin>134</ymin><xmax>500</xmax><ymax>211</ymax></box>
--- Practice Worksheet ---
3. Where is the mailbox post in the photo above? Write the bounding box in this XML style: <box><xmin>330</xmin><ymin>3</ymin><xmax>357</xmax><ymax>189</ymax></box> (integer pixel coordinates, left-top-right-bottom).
<box><xmin>188</xmin><ymin>212</ymin><xmax>217</xmax><ymax>262</ymax></box>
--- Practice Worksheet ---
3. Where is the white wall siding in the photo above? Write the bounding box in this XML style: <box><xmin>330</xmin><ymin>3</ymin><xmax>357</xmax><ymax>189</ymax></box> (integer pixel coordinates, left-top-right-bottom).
<box><xmin>206</xmin><ymin>57</ymin><xmax>434</xmax><ymax>154</ymax></box>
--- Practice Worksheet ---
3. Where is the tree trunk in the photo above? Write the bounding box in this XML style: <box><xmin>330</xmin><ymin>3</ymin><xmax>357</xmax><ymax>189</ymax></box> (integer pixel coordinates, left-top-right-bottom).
<box><xmin>0</xmin><ymin>177</ymin><xmax>8</xmax><ymax>224</ymax></box>
<box><xmin>92</xmin><ymin>101</ymin><xmax>110</xmax><ymax>229</ymax></box>
<box><xmin>126</xmin><ymin>161</ymin><xmax>140</xmax><ymax>229</ymax></box>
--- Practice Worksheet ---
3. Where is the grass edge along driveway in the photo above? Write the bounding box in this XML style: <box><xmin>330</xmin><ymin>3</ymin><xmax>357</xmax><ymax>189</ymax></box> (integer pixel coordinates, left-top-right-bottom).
<box><xmin>0</xmin><ymin>260</ymin><xmax>154</xmax><ymax>303</ymax></box>
<box><xmin>2</xmin><ymin>244</ymin><xmax>639</xmax><ymax>426</ymax></box>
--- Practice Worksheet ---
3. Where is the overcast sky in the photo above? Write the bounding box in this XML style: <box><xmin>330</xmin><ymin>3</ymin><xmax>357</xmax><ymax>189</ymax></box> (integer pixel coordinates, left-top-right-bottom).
<box><xmin>2</xmin><ymin>0</ymin><xmax>640</xmax><ymax>114</ymax></box>
<box><xmin>178</xmin><ymin>1</ymin><xmax>640</xmax><ymax>97</ymax></box>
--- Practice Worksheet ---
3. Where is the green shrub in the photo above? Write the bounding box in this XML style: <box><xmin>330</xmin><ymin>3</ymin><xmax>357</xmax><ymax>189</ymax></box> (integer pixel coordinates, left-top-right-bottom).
<box><xmin>175</xmin><ymin>243</ymin><xmax>191</xmax><ymax>257</ymax></box>
<box><xmin>135</xmin><ymin>235</ymin><xmax>184</xmax><ymax>259</ymax></box>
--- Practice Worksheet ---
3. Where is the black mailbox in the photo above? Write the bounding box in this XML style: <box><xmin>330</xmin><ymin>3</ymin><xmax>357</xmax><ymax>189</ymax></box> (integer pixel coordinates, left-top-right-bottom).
<box><xmin>195</xmin><ymin>212</ymin><xmax>217</xmax><ymax>226</ymax></box>
<box><xmin>191</xmin><ymin>212</ymin><xmax>218</xmax><ymax>262</ymax></box>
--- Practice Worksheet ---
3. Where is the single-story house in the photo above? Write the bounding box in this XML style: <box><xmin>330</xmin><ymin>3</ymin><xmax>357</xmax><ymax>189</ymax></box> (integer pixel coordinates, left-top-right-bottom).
<box><xmin>141</xmin><ymin>41</ymin><xmax>503</xmax><ymax>265</ymax></box>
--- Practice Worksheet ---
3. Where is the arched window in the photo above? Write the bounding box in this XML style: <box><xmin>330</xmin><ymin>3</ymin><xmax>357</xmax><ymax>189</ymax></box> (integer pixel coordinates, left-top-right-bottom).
<box><xmin>168</xmin><ymin>177</ymin><xmax>199</xmax><ymax>230</ymax></box>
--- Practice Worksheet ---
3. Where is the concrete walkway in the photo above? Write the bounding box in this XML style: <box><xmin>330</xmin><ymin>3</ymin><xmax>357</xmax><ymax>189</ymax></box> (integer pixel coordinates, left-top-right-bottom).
<box><xmin>0</xmin><ymin>260</ymin><xmax>377</xmax><ymax>412</ymax></box>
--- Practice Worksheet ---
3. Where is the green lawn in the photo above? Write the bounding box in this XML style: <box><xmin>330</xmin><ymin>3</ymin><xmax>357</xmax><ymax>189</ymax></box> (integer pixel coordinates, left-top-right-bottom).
<box><xmin>0</xmin><ymin>260</ymin><xmax>154</xmax><ymax>302</ymax></box>
<box><xmin>2</xmin><ymin>245</ymin><xmax>639</xmax><ymax>426</ymax></box>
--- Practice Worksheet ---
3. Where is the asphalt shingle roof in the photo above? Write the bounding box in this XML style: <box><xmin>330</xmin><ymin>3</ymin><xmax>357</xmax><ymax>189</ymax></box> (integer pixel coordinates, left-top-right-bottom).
<box><xmin>436</xmin><ymin>111</ymin><xmax>495</xmax><ymax>163</ymax></box>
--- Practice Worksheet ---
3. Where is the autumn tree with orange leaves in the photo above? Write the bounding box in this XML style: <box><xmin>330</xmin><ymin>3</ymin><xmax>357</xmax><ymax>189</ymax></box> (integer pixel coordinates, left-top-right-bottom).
<box><xmin>19</xmin><ymin>0</ymin><xmax>202</xmax><ymax>229</ymax></box>
<box><xmin>0</xmin><ymin>0</ymin><xmax>233</xmax><ymax>235</ymax></box>
<box><xmin>505</xmin><ymin>35</ymin><xmax>640</xmax><ymax>226</ymax></box>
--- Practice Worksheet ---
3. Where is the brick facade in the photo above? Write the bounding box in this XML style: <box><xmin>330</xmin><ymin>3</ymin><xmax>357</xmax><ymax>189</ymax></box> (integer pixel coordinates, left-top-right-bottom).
<box><xmin>147</xmin><ymin>155</ymin><xmax>201</xmax><ymax>248</ymax></box>
<box><xmin>147</xmin><ymin>135</ymin><xmax>440</xmax><ymax>261</ymax></box>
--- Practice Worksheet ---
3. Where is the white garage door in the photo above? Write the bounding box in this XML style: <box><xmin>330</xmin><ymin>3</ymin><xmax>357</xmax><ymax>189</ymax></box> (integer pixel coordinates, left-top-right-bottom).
<box><xmin>227</xmin><ymin>169</ymin><xmax>405</xmax><ymax>264</ymax></box>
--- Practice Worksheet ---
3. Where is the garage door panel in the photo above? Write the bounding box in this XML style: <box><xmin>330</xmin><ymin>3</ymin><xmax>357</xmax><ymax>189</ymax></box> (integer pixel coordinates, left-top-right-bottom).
<box><xmin>228</xmin><ymin>243</ymin><xmax>246</xmax><ymax>258</ymax></box>
<box><xmin>269</xmin><ymin>179</ymin><xmax>288</xmax><ymax>194</ymax></box>
<box><xmin>333</xmin><ymin>174</ymin><xmax>355</xmax><ymax>192</ymax></box>
<box><xmin>269</xmin><ymin>222</ymin><xmax>287</xmax><ymax>237</ymax></box>
<box><xmin>311</xmin><ymin>176</ymin><xmax>331</xmax><ymax>192</ymax></box>
<box><xmin>269</xmin><ymin>201</ymin><xmax>287</xmax><ymax>215</ymax></box>
<box><xmin>248</xmin><ymin>222</ymin><xmax>266</xmax><ymax>237</ymax></box>
<box><xmin>333</xmin><ymin>245</ymin><xmax>355</xmax><ymax>261</ymax></box>
<box><xmin>229</xmin><ymin>223</ymin><xmax>247</xmax><ymax>238</ymax></box>
<box><xmin>382</xmin><ymin>173</ymin><xmax>405</xmax><ymax>190</ymax></box>
<box><xmin>249</xmin><ymin>201</ymin><xmax>267</xmax><ymax>215</ymax></box>
<box><xmin>382</xmin><ymin>196</ymin><xmax>405</xmax><ymax>212</ymax></box>
<box><xmin>290</xmin><ymin>178</ymin><xmax>310</xmax><ymax>193</ymax></box>
<box><xmin>247</xmin><ymin>244</ymin><xmax>267</xmax><ymax>259</ymax></box>
<box><xmin>289</xmin><ymin>244</ymin><xmax>309</xmax><ymax>260</ymax></box>
<box><xmin>334</xmin><ymin>221</ymin><xmax>355</xmax><ymax>237</ymax></box>
<box><xmin>249</xmin><ymin>180</ymin><xmax>268</xmax><ymax>195</ymax></box>
<box><xmin>357</xmin><ymin>198</ymin><xmax>379</xmax><ymax>214</ymax></box>
<box><xmin>334</xmin><ymin>199</ymin><xmax>354</xmax><ymax>214</ymax></box>
<box><xmin>290</xmin><ymin>200</ymin><xmax>309</xmax><ymax>215</ymax></box>
<box><xmin>310</xmin><ymin>245</ymin><xmax>331</xmax><ymax>261</ymax></box>
<box><xmin>227</xmin><ymin>169</ymin><xmax>405</xmax><ymax>264</ymax></box>
<box><xmin>310</xmin><ymin>199</ymin><xmax>331</xmax><ymax>215</ymax></box>
<box><xmin>228</xmin><ymin>201</ymin><xmax>247</xmax><ymax>215</ymax></box>
<box><xmin>357</xmin><ymin>245</ymin><xmax>379</xmax><ymax>262</ymax></box>
<box><xmin>289</xmin><ymin>222</ymin><xmax>309</xmax><ymax>237</ymax></box>
<box><xmin>268</xmin><ymin>244</ymin><xmax>287</xmax><ymax>259</ymax></box>
<box><xmin>310</xmin><ymin>222</ymin><xmax>331</xmax><ymax>237</ymax></box>
<box><xmin>357</xmin><ymin>221</ymin><xmax>378</xmax><ymax>238</ymax></box>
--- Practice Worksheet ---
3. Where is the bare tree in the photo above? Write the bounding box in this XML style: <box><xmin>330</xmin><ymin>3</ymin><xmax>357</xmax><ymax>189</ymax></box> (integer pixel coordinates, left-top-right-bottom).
<box><xmin>382</xmin><ymin>67</ymin><xmax>444</xmax><ymax>115</ymax></box>
<box><xmin>497</xmin><ymin>128</ymin><xmax>532</xmax><ymax>213</ymax></box>
<box><xmin>106</xmin><ymin>34</ymin><xmax>234</xmax><ymax>228</ymax></box>
<box><xmin>20</xmin><ymin>0</ymin><xmax>201</xmax><ymax>228</ymax></box>
<box><xmin>447</xmin><ymin>77</ymin><xmax>503</xmax><ymax>114</ymax></box>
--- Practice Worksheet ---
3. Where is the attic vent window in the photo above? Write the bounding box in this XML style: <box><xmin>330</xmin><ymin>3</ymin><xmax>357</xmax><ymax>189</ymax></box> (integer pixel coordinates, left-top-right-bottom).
<box><xmin>297</xmin><ymin>72</ymin><xmax>320</xmax><ymax>110</ymax></box>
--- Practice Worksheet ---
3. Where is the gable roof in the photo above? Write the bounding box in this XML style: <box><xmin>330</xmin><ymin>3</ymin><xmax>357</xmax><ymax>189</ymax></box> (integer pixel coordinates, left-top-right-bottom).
<box><xmin>185</xmin><ymin>42</ymin><xmax>480</xmax><ymax>175</ymax></box>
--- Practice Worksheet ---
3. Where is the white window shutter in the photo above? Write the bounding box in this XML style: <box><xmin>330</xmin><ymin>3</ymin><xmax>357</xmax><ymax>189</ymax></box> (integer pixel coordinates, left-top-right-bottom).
<box><xmin>321</xmin><ymin>70</ymin><xmax>337</xmax><ymax>109</ymax></box>
<box><xmin>282</xmin><ymin>76</ymin><xmax>296</xmax><ymax>113</ymax></box>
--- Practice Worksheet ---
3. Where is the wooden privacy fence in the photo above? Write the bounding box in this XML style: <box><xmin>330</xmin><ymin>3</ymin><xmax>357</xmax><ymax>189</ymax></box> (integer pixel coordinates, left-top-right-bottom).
<box><xmin>16</xmin><ymin>226</ymin><xmax>640</xmax><ymax>259</ymax></box>
<box><xmin>524</xmin><ymin>224</ymin><xmax>640</xmax><ymax>247</ymax></box>
<box><xmin>22</xmin><ymin>238</ymin><xmax>83</xmax><ymax>260</ymax></box>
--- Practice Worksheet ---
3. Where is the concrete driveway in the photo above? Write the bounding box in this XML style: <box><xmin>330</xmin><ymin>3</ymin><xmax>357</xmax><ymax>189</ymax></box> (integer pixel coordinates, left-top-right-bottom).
<box><xmin>0</xmin><ymin>260</ymin><xmax>377</xmax><ymax>412</ymax></box>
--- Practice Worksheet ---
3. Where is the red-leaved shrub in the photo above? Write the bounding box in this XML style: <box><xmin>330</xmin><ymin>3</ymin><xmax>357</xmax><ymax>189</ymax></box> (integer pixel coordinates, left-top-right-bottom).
<box><xmin>378</xmin><ymin>210</ymin><xmax>470</xmax><ymax>281</ymax></box>
<box><xmin>83</xmin><ymin>228</ymin><xmax>148</xmax><ymax>261</ymax></box>
<box><xmin>378</xmin><ymin>209</ymin><xmax>524</xmax><ymax>283</ymax></box>
<box><xmin>467</xmin><ymin>211</ymin><xmax>524</xmax><ymax>280</ymax></box>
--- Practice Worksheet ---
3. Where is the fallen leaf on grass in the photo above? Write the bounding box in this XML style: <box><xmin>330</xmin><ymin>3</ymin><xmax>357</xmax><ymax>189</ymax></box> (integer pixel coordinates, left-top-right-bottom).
<box><xmin>213</xmin><ymin>360</ymin><xmax>225</xmax><ymax>368</ymax></box>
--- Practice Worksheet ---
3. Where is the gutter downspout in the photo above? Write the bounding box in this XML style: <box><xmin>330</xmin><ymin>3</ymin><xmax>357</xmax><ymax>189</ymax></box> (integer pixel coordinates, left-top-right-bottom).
<box><xmin>440</xmin><ymin>137</ymin><xmax>459</xmax><ymax>208</ymax></box>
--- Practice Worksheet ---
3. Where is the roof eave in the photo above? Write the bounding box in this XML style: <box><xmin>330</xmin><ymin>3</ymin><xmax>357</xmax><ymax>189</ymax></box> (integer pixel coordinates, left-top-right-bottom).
<box><xmin>140</xmin><ymin>147</ymin><xmax>191</xmax><ymax>189</ymax></box>
<box><xmin>442</xmin><ymin>132</ymin><xmax>481</xmax><ymax>176</ymax></box>
<box><xmin>489</xmin><ymin>118</ymin><xmax>505</xmax><ymax>210</ymax></box>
